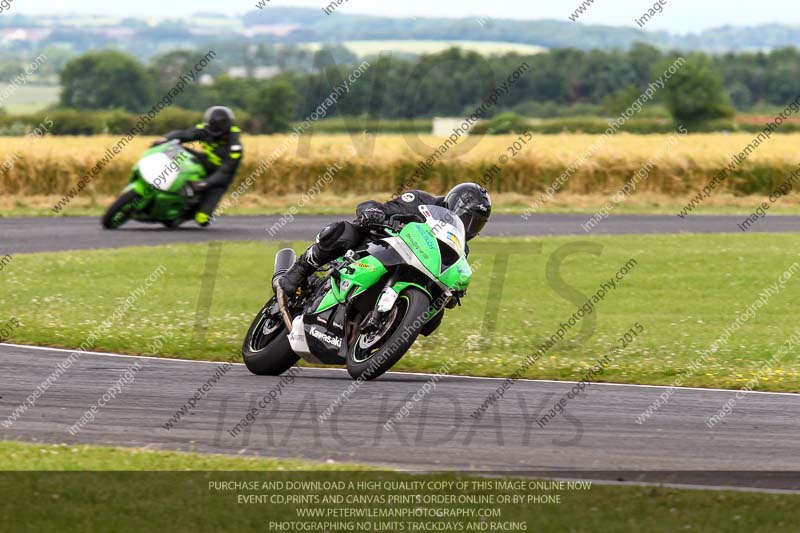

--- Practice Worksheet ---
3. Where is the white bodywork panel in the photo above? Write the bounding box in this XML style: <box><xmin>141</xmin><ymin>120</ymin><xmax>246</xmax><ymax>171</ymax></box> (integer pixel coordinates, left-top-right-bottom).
<box><xmin>376</xmin><ymin>286</ymin><xmax>400</xmax><ymax>312</ymax></box>
<box><xmin>288</xmin><ymin>315</ymin><xmax>311</xmax><ymax>356</ymax></box>
<box><xmin>138</xmin><ymin>153</ymin><xmax>181</xmax><ymax>192</ymax></box>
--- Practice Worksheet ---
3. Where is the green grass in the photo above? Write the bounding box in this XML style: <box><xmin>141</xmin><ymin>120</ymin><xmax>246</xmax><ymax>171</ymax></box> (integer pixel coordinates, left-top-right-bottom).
<box><xmin>0</xmin><ymin>440</ymin><xmax>365</xmax><ymax>471</ymax></box>
<box><xmin>3</xmin><ymin>235</ymin><xmax>800</xmax><ymax>391</ymax></box>
<box><xmin>1</xmin><ymin>440</ymin><xmax>798</xmax><ymax>533</ymax></box>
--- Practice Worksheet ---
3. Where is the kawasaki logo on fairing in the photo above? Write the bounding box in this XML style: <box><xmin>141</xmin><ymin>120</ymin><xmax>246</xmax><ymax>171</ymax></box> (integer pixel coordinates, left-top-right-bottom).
<box><xmin>309</xmin><ymin>327</ymin><xmax>342</xmax><ymax>348</ymax></box>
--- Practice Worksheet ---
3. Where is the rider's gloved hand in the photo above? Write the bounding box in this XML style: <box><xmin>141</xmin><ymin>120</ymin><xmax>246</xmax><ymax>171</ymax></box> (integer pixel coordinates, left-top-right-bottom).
<box><xmin>357</xmin><ymin>207</ymin><xmax>385</xmax><ymax>228</ymax></box>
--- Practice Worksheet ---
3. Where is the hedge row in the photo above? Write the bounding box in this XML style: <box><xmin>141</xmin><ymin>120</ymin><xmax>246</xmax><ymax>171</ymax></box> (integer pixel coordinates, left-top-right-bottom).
<box><xmin>2</xmin><ymin>110</ymin><xmax>797</xmax><ymax>137</ymax></box>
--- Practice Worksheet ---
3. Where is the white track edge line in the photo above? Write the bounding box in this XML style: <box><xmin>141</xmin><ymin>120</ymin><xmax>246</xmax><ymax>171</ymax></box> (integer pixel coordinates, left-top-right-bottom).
<box><xmin>2</xmin><ymin>342</ymin><xmax>798</xmax><ymax>397</ymax></box>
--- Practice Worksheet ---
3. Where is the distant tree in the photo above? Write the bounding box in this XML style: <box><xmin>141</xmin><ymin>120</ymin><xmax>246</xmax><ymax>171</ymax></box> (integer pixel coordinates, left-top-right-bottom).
<box><xmin>276</xmin><ymin>47</ymin><xmax>314</xmax><ymax>72</ymax></box>
<box><xmin>763</xmin><ymin>62</ymin><xmax>800</xmax><ymax>105</ymax></box>
<box><xmin>727</xmin><ymin>81</ymin><xmax>753</xmax><ymax>109</ymax></box>
<box><xmin>37</xmin><ymin>46</ymin><xmax>77</xmax><ymax>78</ymax></box>
<box><xmin>206</xmin><ymin>76</ymin><xmax>257</xmax><ymax>110</ymax></box>
<box><xmin>313</xmin><ymin>45</ymin><xmax>359</xmax><ymax>70</ymax></box>
<box><xmin>627</xmin><ymin>43</ymin><xmax>664</xmax><ymax>85</ymax></box>
<box><xmin>0</xmin><ymin>61</ymin><xmax>23</xmax><ymax>82</ymax></box>
<box><xmin>148</xmin><ymin>50</ymin><xmax>206</xmax><ymax>106</ymax></box>
<box><xmin>602</xmin><ymin>85</ymin><xmax>646</xmax><ymax>115</ymax></box>
<box><xmin>253</xmin><ymin>43</ymin><xmax>278</xmax><ymax>66</ymax></box>
<box><xmin>247</xmin><ymin>80</ymin><xmax>298</xmax><ymax>133</ymax></box>
<box><xmin>660</xmin><ymin>58</ymin><xmax>734</xmax><ymax>126</ymax></box>
<box><xmin>60</xmin><ymin>51</ymin><xmax>153</xmax><ymax>112</ymax></box>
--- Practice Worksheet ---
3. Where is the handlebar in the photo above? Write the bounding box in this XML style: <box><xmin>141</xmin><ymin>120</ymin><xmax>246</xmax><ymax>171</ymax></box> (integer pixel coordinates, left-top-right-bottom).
<box><xmin>375</xmin><ymin>213</ymin><xmax>420</xmax><ymax>232</ymax></box>
<box><xmin>388</xmin><ymin>213</ymin><xmax>419</xmax><ymax>224</ymax></box>
<box><xmin>357</xmin><ymin>213</ymin><xmax>418</xmax><ymax>233</ymax></box>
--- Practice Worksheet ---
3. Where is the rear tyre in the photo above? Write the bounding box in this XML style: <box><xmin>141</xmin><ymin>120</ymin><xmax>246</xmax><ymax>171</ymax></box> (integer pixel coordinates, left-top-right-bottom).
<box><xmin>242</xmin><ymin>299</ymin><xmax>299</xmax><ymax>375</ymax></box>
<box><xmin>102</xmin><ymin>190</ymin><xmax>141</xmax><ymax>230</ymax></box>
<box><xmin>346</xmin><ymin>288</ymin><xmax>431</xmax><ymax>381</ymax></box>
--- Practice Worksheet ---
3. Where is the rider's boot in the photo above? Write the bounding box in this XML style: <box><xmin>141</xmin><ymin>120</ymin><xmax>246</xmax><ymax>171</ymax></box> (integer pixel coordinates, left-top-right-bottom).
<box><xmin>194</xmin><ymin>212</ymin><xmax>211</xmax><ymax>227</ymax></box>
<box><xmin>275</xmin><ymin>248</ymin><xmax>319</xmax><ymax>330</ymax></box>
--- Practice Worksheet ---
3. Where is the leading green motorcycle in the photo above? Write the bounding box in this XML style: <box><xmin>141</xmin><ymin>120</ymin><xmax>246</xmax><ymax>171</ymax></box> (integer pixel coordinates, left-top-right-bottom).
<box><xmin>102</xmin><ymin>140</ymin><xmax>207</xmax><ymax>230</ymax></box>
<box><xmin>242</xmin><ymin>205</ymin><xmax>473</xmax><ymax>380</ymax></box>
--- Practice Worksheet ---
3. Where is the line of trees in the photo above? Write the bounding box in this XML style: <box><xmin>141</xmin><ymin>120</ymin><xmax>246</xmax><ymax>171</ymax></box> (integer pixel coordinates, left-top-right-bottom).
<box><xmin>14</xmin><ymin>43</ymin><xmax>800</xmax><ymax>133</ymax></box>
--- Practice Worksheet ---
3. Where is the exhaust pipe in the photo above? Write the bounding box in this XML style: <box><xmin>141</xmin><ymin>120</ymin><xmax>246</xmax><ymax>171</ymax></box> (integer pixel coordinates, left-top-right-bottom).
<box><xmin>272</xmin><ymin>248</ymin><xmax>296</xmax><ymax>293</ymax></box>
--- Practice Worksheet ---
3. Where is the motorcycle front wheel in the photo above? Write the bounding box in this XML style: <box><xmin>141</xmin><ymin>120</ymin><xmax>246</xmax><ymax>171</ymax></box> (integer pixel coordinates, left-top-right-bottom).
<box><xmin>346</xmin><ymin>287</ymin><xmax>431</xmax><ymax>381</ymax></box>
<box><xmin>101</xmin><ymin>190</ymin><xmax>142</xmax><ymax>230</ymax></box>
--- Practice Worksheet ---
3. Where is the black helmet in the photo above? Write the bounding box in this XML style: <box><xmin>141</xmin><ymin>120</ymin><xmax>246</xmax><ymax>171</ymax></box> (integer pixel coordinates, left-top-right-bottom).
<box><xmin>444</xmin><ymin>183</ymin><xmax>492</xmax><ymax>240</ymax></box>
<box><xmin>203</xmin><ymin>106</ymin><xmax>235</xmax><ymax>137</ymax></box>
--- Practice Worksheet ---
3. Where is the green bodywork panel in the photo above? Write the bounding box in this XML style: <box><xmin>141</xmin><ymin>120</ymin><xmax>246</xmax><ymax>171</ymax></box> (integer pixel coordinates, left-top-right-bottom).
<box><xmin>440</xmin><ymin>257</ymin><xmax>472</xmax><ymax>291</ymax></box>
<box><xmin>400</xmin><ymin>222</ymin><xmax>472</xmax><ymax>291</ymax></box>
<box><xmin>315</xmin><ymin>255</ymin><xmax>388</xmax><ymax>313</ymax></box>
<box><xmin>315</xmin><ymin>290</ymin><xmax>339</xmax><ymax>314</ymax></box>
<box><xmin>400</xmin><ymin>222</ymin><xmax>441</xmax><ymax>276</ymax></box>
<box><xmin>390</xmin><ymin>281</ymin><xmax>431</xmax><ymax>299</ymax></box>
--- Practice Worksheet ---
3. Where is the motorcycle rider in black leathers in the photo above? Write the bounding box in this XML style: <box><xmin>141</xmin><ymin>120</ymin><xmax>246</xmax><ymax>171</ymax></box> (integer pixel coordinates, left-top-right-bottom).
<box><xmin>275</xmin><ymin>183</ymin><xmax>492</xmax><ymax>332</ymax></box>
<box><xmin>152</xmin><ymin>106</ymin><xmax>243</xmax><ymax>226</ymax></box>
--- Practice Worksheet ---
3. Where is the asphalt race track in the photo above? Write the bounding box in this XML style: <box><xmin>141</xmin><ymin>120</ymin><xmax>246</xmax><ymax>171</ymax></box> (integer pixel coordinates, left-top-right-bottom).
<box><xmin>3</xmin><ymin>214</ymin><xmax>800</xmax><ymax>253</ymax></box>
<box><xmin>3</xmin><ymin>215</ymin><xmax>800</xmax><ymax>491</ymax></box>
<box><xmin>2</xmin><ymin>344</ymin><xmax>800</xmax><ymax>491</ymax></box>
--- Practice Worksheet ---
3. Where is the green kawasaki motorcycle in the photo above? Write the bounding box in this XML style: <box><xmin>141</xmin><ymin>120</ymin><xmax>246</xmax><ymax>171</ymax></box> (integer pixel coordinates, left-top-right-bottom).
<box><xmin>102</xmin><ymin>140</ymin><xmax>206</xmax><ymax>229</ymax></box>
<box><xmin>242</xmin><ymin>205</ymin><xmax>473</xmax><ymax>380</ymax></box>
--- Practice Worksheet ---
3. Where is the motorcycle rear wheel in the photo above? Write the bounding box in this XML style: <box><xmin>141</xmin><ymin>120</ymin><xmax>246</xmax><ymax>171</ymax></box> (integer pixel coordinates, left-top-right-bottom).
<box><xmin>242</xmin><ymin>299</ymin><xmax>299</xmax><ymax>375</ymax></box>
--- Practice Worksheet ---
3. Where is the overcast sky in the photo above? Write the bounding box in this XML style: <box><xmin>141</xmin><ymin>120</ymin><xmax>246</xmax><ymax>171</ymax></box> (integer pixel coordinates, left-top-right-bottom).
<box><xmin>8</xmin><ymin>0</ymin><xmax>799</xmax><ymax>33</ymax></box>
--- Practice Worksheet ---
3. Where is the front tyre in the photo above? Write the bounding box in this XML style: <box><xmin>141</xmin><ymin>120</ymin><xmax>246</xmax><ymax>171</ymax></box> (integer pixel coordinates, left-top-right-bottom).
<box><xmin>102</xmin><ymin>190</ymin><xmax>141</xmax><ymax>230</ymax></box>
<box><xmin>242</xmin><ymin>299</ymin><xmax>299</xmax><ymax>375</ymax></box>
<box><xmin>162</xmin><ymin>219</ymin><xmax>185</xmax><ymax>229</ymax></box>
<box><xmin>346</xmin><ymin>288</ymin><xmax>431</xmax><ymax>381</ymax></box>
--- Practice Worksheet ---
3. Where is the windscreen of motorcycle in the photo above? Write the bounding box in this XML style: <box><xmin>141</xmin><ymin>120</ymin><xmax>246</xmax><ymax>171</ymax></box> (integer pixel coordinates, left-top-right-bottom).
<box><xmin>137</xmin><ymin>152</ymin><xmax>182</xmax><ymax>192</ymax></box>
<box><xmin>418</xmin><ymin>205</ymin><xmax>467</xmax><ymax>257</ymax></box>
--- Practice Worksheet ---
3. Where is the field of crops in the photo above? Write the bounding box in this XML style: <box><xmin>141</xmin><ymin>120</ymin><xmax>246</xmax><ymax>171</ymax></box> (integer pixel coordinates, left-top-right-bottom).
<box><xmin>2</xmin><ymin>133</ymin><xmax>800</xmax><ymax>200</ymax></box>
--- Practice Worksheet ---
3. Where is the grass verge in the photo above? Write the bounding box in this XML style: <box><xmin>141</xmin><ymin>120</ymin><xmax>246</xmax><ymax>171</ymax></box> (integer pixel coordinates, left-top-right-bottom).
<box><xmin>2</xmin><ymin>235</ymin><xmax>800</xmax><ymax>391</ymax></box>
<box><xmin>0</xmin><ymin>441</ymin><xmax>798</xmax><ymax>533</ymax></box>
<box><xmin>0</xmin><ymin>440</ymin><xmax>363</xmax><ymax>471</ymax></box>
